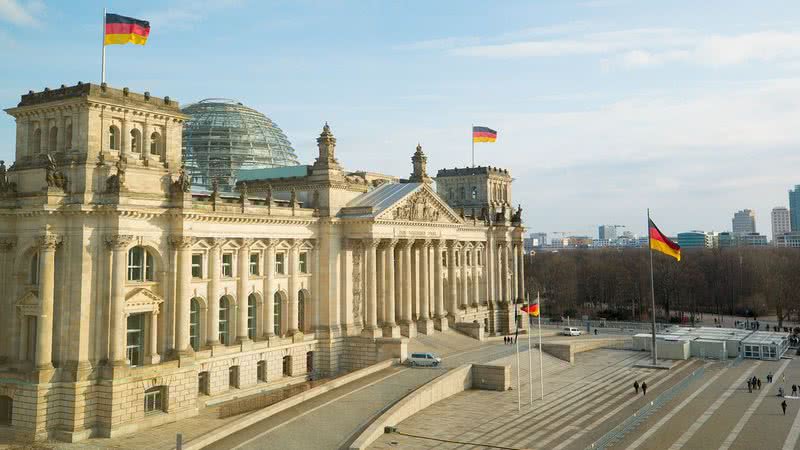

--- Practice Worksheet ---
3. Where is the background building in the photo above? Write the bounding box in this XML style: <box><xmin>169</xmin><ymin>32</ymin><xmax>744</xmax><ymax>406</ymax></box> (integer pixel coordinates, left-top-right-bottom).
<box><xmin>791</xmin><ymin>186</ymin><xmax>800</xmax><ymax>232</ymax></box>
<box><xmin>732</xmin><ymin>209</ymin><xmax>756</xmax><ymax>235</ymax></box>
<box><xmin>771</xmin><ymin>207</ymin><xmax>791</xmax><ymax>242</ymax></box>
<box><xmin>598</xmin><ymin>225</ymin><xmax>620</xmax><ymax>240</ymax></box>
<box><xmin>678</xmin><ymin>231</ymin><xmax>716</xmax><ymax>249</ymax></box>
<box><xmin>182</xmin><ymin>99</ymin><xmax>300</xmax><ymax>191</ymax></box>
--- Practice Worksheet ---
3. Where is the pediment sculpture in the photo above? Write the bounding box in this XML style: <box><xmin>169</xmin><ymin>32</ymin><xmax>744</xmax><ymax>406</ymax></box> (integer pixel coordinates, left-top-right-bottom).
<box><xmin>392</xmin><ymin>191</ymin><xmax>441</xmax><ymax>222</ymax></box>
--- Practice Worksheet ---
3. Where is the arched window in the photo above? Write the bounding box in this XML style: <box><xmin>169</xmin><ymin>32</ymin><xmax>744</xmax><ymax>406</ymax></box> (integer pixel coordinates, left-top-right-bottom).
<box><xmin>48</xmin><ymin>127</ymin><xmax>58</xmax><ymax>153</ymax></box>
<box><xmin>109</xmin><ymin>125</ymin><xmax>120</xmax><ymax>150</ymax></box>
<box><xmin>127</xmin><ymin>246</ymin><xmax>155</xmax><ymax>282</ymax></box>
<box><xmin>190</xmin><ymin>298</ymin><xmax>201</xmax><ymax>351</ymax></box>
<box><xmin>65</xmin><ymin>124</ymin><xmax>73</xmax><ymax>150</ymax></box>
<box><xmin>219</xmin><ymin>296</ymin><xmax>230</xmax><ymax>345</ymax></box>
<box><xmin>298</xmin><ymin>290</ymin><xmax>305</xmax><ymax>332</ymax></box>
<box><xmin>471</xmin><ymin>186</ymin><xmax>478</xmax><ymax>200</ymax></box>
<box><xmin>247</xmin><ymin>293</ymin><xmax>257</xmax><ymax>339</ymax></box>
<box><xmin>144</xmin><ymin>386</ymin><xmax>165</xmax><ymax>414</ymax></box>
<box><xmin>32</xmin><ymin>128</ymin><xmax>42</xmax><ymax>154</ymax></box>
<box><xmin>273</xmin><ymin>292</ymin><xmax>282</xmax><ymax>336</ymax></box>
<box><xmin>0</xmin><ymin>395</ymin><xmax>11</xmax><ymax>425</ymax></box>
<box><xmin>150</xmin><ymin>132</ymin><xmax>161</xmax><ymax>156</ymax></box>
<box><xmin>30</xmin><ymin>251</ymin><xmax>39</xmax><ymax>285</ymax></box>
<box><xmin>130</xmin><ymin>129</ymin><xmax>142</xmax><ymax>153</ymax></box>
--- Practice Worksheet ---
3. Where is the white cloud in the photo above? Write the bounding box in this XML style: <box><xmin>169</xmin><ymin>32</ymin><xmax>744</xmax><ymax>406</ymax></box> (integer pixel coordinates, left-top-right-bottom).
<box><xmin>0</xmin><ymin>0</ymin><xmax>43</xmax><ymax>27</ymax></box>
<box><xmin>143</xmin><ymin>0</ymin><xmax>246</xmax><ymax>32</ymax></box>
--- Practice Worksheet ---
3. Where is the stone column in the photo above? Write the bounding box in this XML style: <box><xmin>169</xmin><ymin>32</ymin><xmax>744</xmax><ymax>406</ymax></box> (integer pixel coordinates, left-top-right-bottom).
<box><xmin>264</xmin><ymin>240</ymin><xmax>276</xmax><ymax>338</ymax></box>
<box><xmin>417</xmin><ymin>240</ymin><xmax>434</xmax><ymax>334</ymax></box>
<box><xmin>121</xmin><ymin>113</ymin><xmax>129</xmax><ymax>157</ymax></box>
<box><xmin>287</xmin><ymin>240</ymin><xmax>301</xmax><ymax>336</ymax></box>
<box><xmin>142</xmin><ymin>120</ymin><xmax>151</xmax><ymax>163</ymax></box>
<box><xmin>447</xmin><ymin>241</ymin><xmax>458</xmax><ymax>322</ymax></box>
<box><xmin>362</xmin><ymin>239</ymin><xmax>381</xmax><ymax>337</ymax></box>
<box><xmin>433</xmin><ymin>240</ymin><xmax>448</xmax><ymax>331</ymax></box>
<box><xmin>171</xmin><ymin>236</ymin><xmax>194</xmax><ymax>357</ymax></box>
<box><xmin>147</xmin><ymin>311</ymin><xmax>160</xmax><ymax>364</ymax></box>
<box><xmin>35</xmin><ymin>234</ymin><xmax>60</xmax><ymax>370</ymax></box>
<box><xmin>0</xmin><ymin>240</ymin><xmax>15</xmax><ymax>360</ymax></box>
<box><xmin>497</xmin><ymin>243</ymin><xmax>505</xmax><ymax>303</ymax></box>
<box><xmin>207</xmin><ymin>239</ymin><xmax>221</xmax><ymax>346</ymax></box>
<box><xmin>55</xmin><ymin>110</ymin><xmax>65</xmax><ymax>152</ymax></box>
<box><xmin>383</xmin><ymin>240</ymin><xmax>400</xmax><ymax>337</ymax></box>
<box><xmin>106</xmin><ymin>234</ymin><xmax>133</xmax><ymax>365</ymax></box>
<box><xmin>512</xmin><ymin>242</ymin><xmax>519</xmax><ymax>301</ymax></box>
<box><xmin>486</xmin><ymin>231</ymin><xmax>495</xmax><ymax>305</ymax></box>
<box><xmin>460</xmin><ymin>245</ymin><xmax>469</xmax><ymax>308</ymax></box>
<box><xmin>400</xmin><ymin>240</ymin><xmax>416</xmax><ymax>338</ymax></box>
<box><xmin>237</xmin><ymin>239</ymin><xmax>252</xmax><ymax>343</ymax></box>
<box><xmin>472</xmin><ymin>245</ymin><xmax>481</xmax><ymax>307</ymax></box>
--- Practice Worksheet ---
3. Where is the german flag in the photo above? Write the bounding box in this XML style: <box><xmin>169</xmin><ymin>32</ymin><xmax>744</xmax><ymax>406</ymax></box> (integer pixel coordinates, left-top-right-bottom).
<box><xmin>521</xmin><ymin>302</ymin><xmax>539</xmax><ymax>317</ymax></box>
<box><xmin>649</xmin><ymin>218</ymin><xmax>681</xmax><ymax>261</ymax></box>
<box><xmin>105</xmin><ymin>13</ymin><xmax>150</xmax><ymax>46</ymax></box>
<box><xmin>473</xmin><ymin>126</ymin><xmax>497</xmax><ymax>143</ymax></box>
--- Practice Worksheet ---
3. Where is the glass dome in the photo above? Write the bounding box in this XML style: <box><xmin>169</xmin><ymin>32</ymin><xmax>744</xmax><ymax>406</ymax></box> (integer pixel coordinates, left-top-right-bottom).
<box><xmin>182</xmin><ymin>98</ymin><xmax>300</xmax><ymax>191</ymax></box>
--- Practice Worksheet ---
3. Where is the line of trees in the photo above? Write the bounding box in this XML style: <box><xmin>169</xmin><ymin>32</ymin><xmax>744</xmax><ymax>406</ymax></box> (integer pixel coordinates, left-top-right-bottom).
<box><xmin>523</xmin><ymin>247</ymin><xmax>800</xmax><ymax>327</ymax></box>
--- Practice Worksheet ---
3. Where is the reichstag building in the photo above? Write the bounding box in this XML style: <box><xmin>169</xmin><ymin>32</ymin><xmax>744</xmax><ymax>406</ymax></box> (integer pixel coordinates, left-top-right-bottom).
<box><xmin>0</xmin><ymin>83</ymin><xmax>526</xmax><ymax>442</ymax></box>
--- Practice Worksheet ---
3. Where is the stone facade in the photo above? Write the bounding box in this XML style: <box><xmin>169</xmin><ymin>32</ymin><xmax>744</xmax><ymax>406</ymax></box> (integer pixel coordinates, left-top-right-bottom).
<box><xmin>0</xmin><ymin>83</ymin><xmax>526</xmax><ymax>442</ymax></box>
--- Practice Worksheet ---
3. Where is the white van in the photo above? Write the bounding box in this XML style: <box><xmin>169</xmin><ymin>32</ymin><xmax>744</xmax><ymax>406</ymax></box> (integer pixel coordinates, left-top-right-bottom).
<box><xmin>562</xmin><ymin>327</ymin><xmax>582</xmax><ymax>336</ymax></box>
<box><xmin>408</xmin><ymin>352</ymin><xmax>441</xmax><ymax>367</ymax></box>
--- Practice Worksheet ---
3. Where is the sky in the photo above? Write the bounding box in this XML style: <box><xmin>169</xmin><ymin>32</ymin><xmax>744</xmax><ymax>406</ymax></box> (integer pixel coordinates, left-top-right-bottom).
<box><xmin>2</xmin><ymin>0</ymin><xmax>800</xmax><ymax>239</ymax></box>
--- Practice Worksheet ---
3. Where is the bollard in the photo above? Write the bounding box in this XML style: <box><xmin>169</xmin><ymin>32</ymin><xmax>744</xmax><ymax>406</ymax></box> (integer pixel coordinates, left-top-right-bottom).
<box><xmin>177</xmin><ymin>433</ymin><xmax>183</xmax><ymax>450</ymax></box>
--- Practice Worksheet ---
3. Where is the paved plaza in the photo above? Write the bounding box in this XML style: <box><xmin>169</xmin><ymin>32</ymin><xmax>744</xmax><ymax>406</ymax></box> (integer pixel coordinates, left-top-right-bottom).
<box><xmin>371</xmin><ymin>348</ymin><xmax>800</xmax><ymax>450</ymax></box>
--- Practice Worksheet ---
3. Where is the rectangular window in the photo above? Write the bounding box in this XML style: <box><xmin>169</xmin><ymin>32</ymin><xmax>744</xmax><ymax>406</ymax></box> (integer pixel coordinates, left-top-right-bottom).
<box><xmin>257</xmin><ymin>360</ymin><xmax>267</xmax><ymax>382</ymax></box>
<box><xmin>191</xmin><ymin>253</ymin><xmax>203</xmax><ymax>279</ymax></box>
<box><xmin>126</xmin><ymin>313</ymin><xmax>145</xmax><ymax>367</ymax></box>
<box><xmin>467</xmin><ymin>251</ymin><xmax>472</xmax><ymax>266</ymax></box>
<box><xmin>275</xmin><ymin>252</ymin><xmax>285</xmax><ymax>275</ymax></box>
<box><xmin>477</xmin><ymin>250</ymin><xmax>482</xmax><ymax>265</ymax></box>
<box><xmin>249</xmin><ymin>252</ymin><xmax>260</xmax><ymax>276</ymax></box>
<box><xmin>229</xmin><ymin>366</ymin><xmax>240</xmax><ymax>388</ymax></box>
<box><xmin>299</xmin><ymin>252</ymin><xmax>308</xmax><ymax>274</ymax></box>
<box><xmin>222</xmin><ymin>253</ymin><xmax>233</xmax><ymax>277</ymax></box>
<box><xmin>144</xmin><ymin>387</ymin><xmax>164</xmax><ymax>414</ymax></box>
<box><xmin>442</xmin><ymin>252</ymin><xmax>447</xmax><ymax>267</ymax></box>
<box><xmin>128</xmin><ymin>247</ymin><xmax>143</xmax><ymax>281</ymax></box>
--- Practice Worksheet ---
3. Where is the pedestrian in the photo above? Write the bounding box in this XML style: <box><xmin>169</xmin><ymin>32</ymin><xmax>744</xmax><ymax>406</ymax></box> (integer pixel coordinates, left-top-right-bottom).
<box><xmin>641</xmin><ymin>381</ymin><xmax>647</xmax><ymax>396</ymax></box>
<box><xmin>758</xmin><ymin>378</ymin><xmax>762</xmax><ymax>390</ymax></box>
<box><xmin>793</xmin><ymin>385</ymin><xmax>797</xmax><ymax>397</ymax></box>
<box><xmin>748</xmin><ymin>380</ymin><xmax>752</xmax><ymax>393</ymax></box>
<box><xmin>768</xmin><ymin>372</ymin><xmax>773</xmax><ymax>383</ymax></box>
<box><xmin>782</xmin><ymin>400</ymin><xmax>788</xmax><ymax>415</ymax></box>
<box><xmin>633</xmin><ymin>380</ymin><xmax>639</xmax><ymax>394</ymax></box>
<box><xmin>779</xmin><ymin>387</ymin><xmax>785</xmax><ymax>397</ymax></box>
<box><xmin>594</xmin><ymin>329</ymin><xmax>598</xmax><ymax>335</ymax></box>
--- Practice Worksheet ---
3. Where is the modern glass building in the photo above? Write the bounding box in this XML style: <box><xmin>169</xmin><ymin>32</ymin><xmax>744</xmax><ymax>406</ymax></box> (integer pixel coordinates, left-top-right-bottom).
<box><xmin>182</xmin><ymin>99</ymin><xmax>300</xmax><ymax>191</ymax></box>
<box><xmin>791</xmin><ymin>185</ymin><xmax>800</xmax><ymax>231</ymax></box>
<box><xmin>677</xmin><ymin>231</ymin><xmax>715</xmax><ymax>248</ymax></box>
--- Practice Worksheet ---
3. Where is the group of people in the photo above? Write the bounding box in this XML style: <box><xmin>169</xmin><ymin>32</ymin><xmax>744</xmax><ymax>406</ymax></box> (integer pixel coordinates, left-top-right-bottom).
<box><xmin>503</xmin><ymin>335</ymin><xmax>516</xmax><ymax>345</ymax></box>
<box><xmin>632</xmin><ymin>380</ymin><xmax>648</xmax><ymax>396</ymax></box>
<box><xmin>749</xmin><ymin>370</ymin><xmax>792</xmax><ymax>415</ymax></box>
<box><xmin>746</xmin><ymin>376</ymin><xmax>764</xmax><ymax>393</ymax></box>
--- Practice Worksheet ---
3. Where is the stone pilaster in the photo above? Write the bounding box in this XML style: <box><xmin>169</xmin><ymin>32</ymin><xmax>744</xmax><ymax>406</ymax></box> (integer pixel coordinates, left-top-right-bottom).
<box><xmin>472</xmin><ymin>244</ymin><xmax>481</xmax><ymax>307</ymax></box>
<box><xmin>460</xmin><ymin>245</ymin><xmax>469</xmax><ymax>308</ymax></box>
<box><xmin>0</xmin><ymin>239</ymin><xmax>15</xmax><ymax>360</ymax></box>
<box><xmin>517</xmin><ymin>241</ymin><xmax>526</xmax><ymax>300</ymax></box>
<box><xmin>433</xmin><ymin>239</ymin><xmax>448</xmax><ymax>331</ymax></box>
<box><xmin>206</xmin><ymin>239</ymin><xmax>222</xmax><ymax>346</ymax></box>
<box><xmin>446</xmin><ymin>240</ymin><xmax>458</xmax><ymax>323</ymax></box>
<box><xmin>382</xmin><ymin>239</ymin><xmax>399</xmax><ymax>338</ymax></box>
<box><xmin>417</xmin><ymin>240</ymin><xmax>434</xmax><ymax>334</ymax></box>
<box><xmin>362</xmin><ymin>239</ymin><xmax>381</xmax><ymax>338</ymax></box>
<box><xmin>105</xmin><ymin>234</ymin><xmax>134</xmax><ymax>365</ymax></box>
<box><xmin>263</xmin><ymin>239</ymin><xmax>276</xmax><ymax>338</ymax></box>
<box><xmin>170</xmin><ymin>235</ymin><xmax>194</xmax><ymax>358</ymax></box>
<box><xmin>399</xmin><ymin>240</ymin><xmax>416</xmax><ymax>338</ymax></box>
<box><xmin>35</xmin><ymin>233</ymin><xmax>61</xmax><ymax>370</ymax></box>
<box><xmin>237</xmin><ymin>238</ymin><xmax>253</xmax><ymax>343</ymax></box>
<box><xmin>287</xmin><ymin>240</ymin><xmax>301</xmax><ymax>336</ymax></box>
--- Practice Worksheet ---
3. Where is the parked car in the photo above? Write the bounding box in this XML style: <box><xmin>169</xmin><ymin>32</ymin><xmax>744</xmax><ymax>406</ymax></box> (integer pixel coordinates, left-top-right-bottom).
<box><xmin>408</xmin><ymin>352</ymin><xmax>441</xmax><ymax>367</ymax></box>
<box><xmin>562</xmin><ymin>327</ymin><xmax>582</xmax><ymax>336</ymax></box>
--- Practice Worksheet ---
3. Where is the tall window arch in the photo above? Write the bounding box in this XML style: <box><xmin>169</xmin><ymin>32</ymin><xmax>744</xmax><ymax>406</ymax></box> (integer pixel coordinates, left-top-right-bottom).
<box><xmin>65</xmin><ymin>124</ymin><xmax>73</xmax><ymax>150</ymax></box>
<box><xmin>32</xmin><ymin>128</ymin><xmax>42</xmax><ymax>154</ymax></box>
<box><xmin>150</xmin><ymin>132</ymin><xmax>161</xmax><ymax>156</ymax></box>
<box><xmin>219</xmin><ymin>296</ymin><xmax>230</xmax><ymax>345</ymax></box>
<box><xmin>48</xmin><ymin>127</ymin><xmax>58</xmax><ymax>153</ymax></box>
<box><xmin>298</xmin><ymin>290</ymin><xmax>306</xmax><ymax>332</ymax></box>
<box><xmin>29</xmin><ymin>251</ymin><xmax>39</xmax><ymax>285</ymax></box>
<box><xmin>190</xmin><ymin>298</ymin><xmax>201</xmax><ymax>351</ymax></box>
<box><xmin>471</xmin><ymin>186</ymin><xmax>478</xmax><ymax>200</ymax></box>
<box><xmin>109</xmin><ymin>125</ymin><xmax>120</xmax><ymax>150</ymax></box>
<box><xmin>130</xmin><ymin>128</ymin><xmax>142</xmax><ymax>153</ymax></box>
<box><xmin>273</xmin><ymin>292</ymin><xmax>283</xmax><ymax>336</ymax></box>
<box><xmin>247</xmin><ymin>293</ymin><xmax>257</xmax><ymax>339</ymax></box>
<box><xmin>127</xmin><ymin>246</ymin><xmax>155</xmax><ymax>282</ymax></box>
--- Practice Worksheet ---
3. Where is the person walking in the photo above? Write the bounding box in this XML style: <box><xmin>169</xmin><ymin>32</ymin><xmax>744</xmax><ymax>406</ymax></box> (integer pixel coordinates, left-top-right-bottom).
<box><xmin>768</xmin><ymin>372</ymin><xmax>773</xmax><ymax>383</ymax></box>
<box><xmin>641</xmin><ymin>381</ymin><xmax>648</xmax><ymax>396</ymax></box>
<box><xmin>748</xmin><ymin>379</ymin><xmax>752</xmax><ymax>393</ymax></box>
<box><xmin>633</xmin><ymin>380</ymin><xmax>639</xmax><ymax>394</ymax></box>
<box><xmin>782</xmin><ymin>400</ymin><xmax>788</xmax><ymax>415</ymax></box>
<box><xmin>758</xmin><ymin>378</ymin><xmax>762</xmax><ymax>390</ymax></box>
<box><xmin>793</xmin><ymin>385</ymin><xmax>797</xmax><ymax>397</ymax></box>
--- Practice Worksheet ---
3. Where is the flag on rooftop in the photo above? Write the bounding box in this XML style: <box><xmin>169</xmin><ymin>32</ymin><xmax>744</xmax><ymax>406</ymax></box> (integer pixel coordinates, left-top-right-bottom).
<box><xmin>104</xmin><ymin>13</ymin><xmax>150</xmax><ymax>46</ymax></box>
<box><xmin>521</xmin><ymin>301</ymin><xmax>539</xmax><ymax>317</ymax></box>
<box><xmin>649</xmin><ymin>218</ymin><xmax>681</xmax><ymax>261</ymax></box>
<box><xmin>472</xmin><ymin>126</ymin><xmax>497</xmax><ymax>143</ymax></box>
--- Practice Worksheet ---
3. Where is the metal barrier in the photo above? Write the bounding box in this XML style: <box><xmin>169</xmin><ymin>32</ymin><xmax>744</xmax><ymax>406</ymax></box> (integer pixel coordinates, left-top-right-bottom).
<box><xmin>586</xmin><ymin>366</ymin><xmax>706</xmax><ymax>450</ymax></box>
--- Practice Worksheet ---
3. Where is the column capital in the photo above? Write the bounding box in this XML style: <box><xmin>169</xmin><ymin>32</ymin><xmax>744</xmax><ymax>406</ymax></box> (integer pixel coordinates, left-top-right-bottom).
<box><xmin>37</xmin><ymin>233</ymin><xmax>62</xmax><ymax>250</ymax></box>
<box><xmin>381</xmin><ymin>238</ymin><xmax>399</xmax><ymax>249</ymax></box>
<box><xmin>105</xmin><ymin>234</ymin><xmax>134</xmax><ymax>250</ymax></box>
<box><xmin>240</xmin><ymin>237</ymin><xmax>254</xmax><ymax>248</ymax></box>
<box><xmin>343</xmin><ymin>238</ymin><xmax>362</xmax><ymax>251</ymax></box>
<box><xmin>208</xmin><ymin>237</ymin><xmax>225</xmax><ymax>249</ymax></box>
<box><xmin>433</xmin><ymin>238</ymin><xmax>447</xmax><ymax>250</ymax></box>
<box><xmin>417</xmin><ymin>239</ymin><xmax>432</xmax><ymax>248</ymax></box>
<box><xmin>365</xmin><ymin>238</ymin><xmax>381</xmax><ymax>249</ymax></box>
<box><xmin>262</xmin><ymin>238</ymin><xmax>279</xmax><ymax>249</ymax></box>
<box><xmin>398</xmin><ymin>239</ymin><xmax>415</xmax><ymax>249</ymax></box>
<box><xmin>169</xmin><ymin>235</ymin><xmax>194</xmax><ymax>249</ymax></box>
<box><xmin>289</xmin><ymin>238</ymin><xmax>304</xmax><ymax>249</ymax></box>
<box><xmin>0</xmin><ymin>238</ymin><xmax>16</xmax><ymax>251</ymax></box>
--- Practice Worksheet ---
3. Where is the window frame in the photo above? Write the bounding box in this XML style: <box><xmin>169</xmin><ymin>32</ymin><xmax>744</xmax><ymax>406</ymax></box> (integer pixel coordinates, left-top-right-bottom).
<box><xmin>221</xmin><ymin>253</ymin><xmax>233</xmax><ymax>278</ymax></box>
<box><xmin>249</xmin><ymin>252</ymin><xmax>260</xmax><ymax>276</ymax></box>
<box><xmin>275</xmin><ymin>252</ymin><xmax>285</xmax><ymax>275</ymax></box>
<box><xmin>144</xmin><ymin>386</ymin><xmax>165</xmax><ymax>414</ymax></box>
<box><xmin>191</xmin><ymin>253</ymin><xmax>204</xmax><ymax>279</ymax></box>
<box><xmin>219</xmin><ymin>297</ymin><xmax>229</xmax><ymax>345</ymax></box>
<box><xmin>299</xmin><ymin>252</ymin><xmax>308</xmax><ymax>274</ymax></box>
<box><xmin>127</xmin><ymin>247</ymin><xmax>155</xmax><ymax>283</ymax></box>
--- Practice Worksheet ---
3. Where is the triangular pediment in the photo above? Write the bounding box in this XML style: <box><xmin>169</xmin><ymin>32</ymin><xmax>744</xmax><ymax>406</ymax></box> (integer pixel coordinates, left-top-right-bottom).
<box><xmin>125</xmin><ymin>288</ymin><xmax>164</xmax><ymax>314</ymax></box>
<box><xmin>16</xmin><ymin>291</ymin><xmax>40</xmax><ymax>316</ymax></box>
<box><xmin>376</xmin><ymin>184</ymin><xmax>463</xmax><ymax>224</ymax></box>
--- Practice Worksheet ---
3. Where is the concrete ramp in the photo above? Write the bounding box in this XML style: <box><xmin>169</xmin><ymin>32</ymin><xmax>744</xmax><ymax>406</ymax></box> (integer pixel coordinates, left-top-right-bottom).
<box><xmin>409</xmin><ymin>330</ymin><xmax>488</xmax><ymax>356</ymax></box>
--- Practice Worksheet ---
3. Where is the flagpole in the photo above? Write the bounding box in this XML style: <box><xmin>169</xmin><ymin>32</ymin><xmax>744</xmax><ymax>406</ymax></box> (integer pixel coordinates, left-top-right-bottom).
<box><xmin>527</xmin><ymin>291</ymin><xmax>533</xmax><ymax>406</ymax></box>
<box><xmin>101</xmin><ymin>8</ymin><xmax>107</xmax><ymax>84</ymax></box>
<box><xmin>515</xmin><ymin>303</ymin><xmax>521</xmax><ymax>413</ymax></box>
<box><xmin>471</xmin><ymin>124</ymin><xmax>475</xmax><ymax>167</ymax></box>
<box><xmin>538</xmin><ymin>291</ymin><xmax>544</xmax><ymax>400</ymax></box>
<box><xmin>648</xmin><ymin>208</ymin><xmax>658</xmax><ymax>366</ymax></box>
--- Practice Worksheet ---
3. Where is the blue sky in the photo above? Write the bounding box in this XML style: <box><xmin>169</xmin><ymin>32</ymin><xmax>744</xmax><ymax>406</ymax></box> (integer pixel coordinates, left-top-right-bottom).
<box><xmin>2</xmin><ymin>0</ymin><xmax>800</xmax><ymax>239</ymax></box>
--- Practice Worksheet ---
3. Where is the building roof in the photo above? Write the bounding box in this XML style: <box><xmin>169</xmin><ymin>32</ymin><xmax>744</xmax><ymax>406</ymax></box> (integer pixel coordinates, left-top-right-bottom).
<box><xmin>340</xmin><ymin>182</ymin><xmax>422</xmax><ymax>218</ymax></box>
